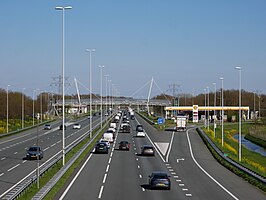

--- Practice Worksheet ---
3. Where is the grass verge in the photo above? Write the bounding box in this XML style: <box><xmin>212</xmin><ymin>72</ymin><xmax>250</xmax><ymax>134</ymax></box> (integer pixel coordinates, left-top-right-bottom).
<box><xmin>197</xmin><ymin>127</ymin><xmax>266</xmax><ymax>192</ymax></box>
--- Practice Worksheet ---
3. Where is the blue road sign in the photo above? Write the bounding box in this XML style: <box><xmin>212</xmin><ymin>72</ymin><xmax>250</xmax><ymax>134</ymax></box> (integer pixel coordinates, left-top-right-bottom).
<box><xmin>158</xmin><ymin>117</ymin><xmax>165</xmax><ymax>125</ymax></box>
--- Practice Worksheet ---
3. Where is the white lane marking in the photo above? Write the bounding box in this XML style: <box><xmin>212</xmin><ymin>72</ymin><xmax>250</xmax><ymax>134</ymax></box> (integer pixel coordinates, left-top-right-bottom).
<box><xmin>186</xmin><ymin>194</ymin><xmax>192</xmax><ymax>197</ymax></box>
<box><xmin>139</xmin><ymin>174</ymin><xmax>142</xmax><ymax>178</ymax></box>
<box><xmin>142</xmin><ymin>188</ymin><xmax>145</xmax><ymax>192</ymax></box>
<box><xmin>44</xmin><ymin>147</ymin><xmax>50</xmax><ymax>151</ymax></box>
<box><xmin>7</xmin><ymin>164</ymin><xmax>20</xmax><ymax>172</ymax></box>
<box><xmin>137</xmin><ymin>165</ymin><xmax>140</xmax><ymax>169</ymax></box>
<box><xmin>136</xmin><ymin>158</ymin><xmax>138</xmax><ymax>161</ymax></box>
<box><xmin>165</xmin><ymin>163</ymin><xmax>170</xmax><ymax>166</ymax></box>
<box><xmin>154</xmin><ymin>142</ymin><xmax>169</xmax><ymax>156</ymax></box>
<box><xmin>174</xmin><ymin>176</ymin><xmax>179</xmax><ymax>178</ymax></box>
<box><xmin>167</xmin><ymin>166</ymin><xmax>172</xmax><ymax>169</ymax></box>
<box><xmin>176</xmin><ymin>179</ymin><xmax>182</xmax><ymax>182</ymax></box>
<box><xmin>171</xmin><ymin>172</ymin><xmax>176</xmax><ymax>175</ymax></box>
<box><xmin>186</xmin><ymin>128</ymin><xmax>239</xmax><ymax>200</ymax></box>
<box><xmin>51</xmin><ymin>143</ymin><xmax>56</xmax><ymax>147</ymax></box>
<box><xmin>169</xmin><ymin>169</ymin><xmax>174</xmax><ymax>172</ymax></box>
<box><xmin>0</xmin><ymin>173</ymin><xmax>4</xmax><ymax>177</ymax></box>
<box><xmin>166</xmin><ymin>131</ymin><xmax>175</xmax><ymax>162</ymax></box>
<box><xmin>182</xmin><ymin>188</ymin><xmax>188</xmax><ymax>191</ymax></box>
<box><xmin>59</xmin><ymin>153</ymin><xmax>93</xmax><ymax>200</ymax></box>
<box><xmin>108</xmin><ymin>158</ymin><xmax>112</xmax><ymax>164</ymax></box>
<box><xmin>103</xmin><ymin>174</ymin><xmax>107</xmax><ymax>184</ymax></box>
<box><xmin>1</xmin><ymin>157</ymin><xmax>6</xmax><ymax>160</ymax></box>
<box><xmin>179</xmin><ymin>184</ymin><xmax>185</xmax><ymax>186</ymax></box>
<box><xmin>22</xmin><ymin>160</ymin><xmax>27</xmax><ymax>163</ymax></box>
<box><xmin>57</xmin><ymin>141</ymin><xmax>61</xmax><ymax>144</ymax></box>
<box><xmin>98</xmin><ymin>186</ymin><xmax>104</xmax><ymax>199</ymax></box>
<box><xmin>110</xmin><ymin>152</ymin><xmax>113</xmax><ymax>157</ymax></box>
<box><xmin>106</xmin><ymin>165</ymin><xmax>109</xmax><ymax>173</ymax></box>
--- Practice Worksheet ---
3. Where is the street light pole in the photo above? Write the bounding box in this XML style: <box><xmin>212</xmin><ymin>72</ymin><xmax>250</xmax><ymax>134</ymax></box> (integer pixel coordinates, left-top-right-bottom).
<box><xmin>220</xmin><ymin>77</ymin><xmax>224</xmax><ymax>147</ymax></box>
<box><xmin>55</xmin><ymin>5</ymin><xmax>72</xmax><ymax>166</ymax></box>
<box><xmin>6</xmin><ymin>85</ymin><xmax>10</xmax><ymax>133</ymax></box>
<box><xmin>104</xmin><ymin>74</ymin><xmax>109</xmax><ymax>117</ymax></box>
<box><xmin>207</xmin><ymin>86</ymin><xmax>210</xmax><ymax>131</ymax></box>
<box><xmin>99</xmin><ymin>65</ymin><xmax>104</xmax><ymax>128</ymax></box>
<box><xmin>213</xmin><ymin>83</ymin><xmax>216</xmax><ymax>138</ymax></box>
<box><xmin>204</xmin><ymin>88</ymin><xmax>206</xmax><ymax>128</ymax></box>
<box><xmin>235</xmin><ymin>66</ymin><xmax>242</xmax><ymax>162</ymax></box>
<box><xmin>86</xmin><ymin>49</ymin><xmax>95</xmax><ymax>138</ymax></box>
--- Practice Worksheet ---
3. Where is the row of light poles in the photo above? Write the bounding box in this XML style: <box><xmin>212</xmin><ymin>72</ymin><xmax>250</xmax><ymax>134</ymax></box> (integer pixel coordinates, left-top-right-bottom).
<box><xmin>205</xmin><ymin>67</ymin><xmax>242</xmax><ymax>161</ymax></box>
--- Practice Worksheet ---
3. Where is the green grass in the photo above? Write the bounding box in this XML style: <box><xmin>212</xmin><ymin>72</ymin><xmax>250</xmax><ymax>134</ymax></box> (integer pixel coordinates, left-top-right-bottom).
<box><xmin>202</xmin><ymin>123</ymin><xmax>266</xmax><ymax>177</ymax></box>
<box><xmin>18</xmin><ymin>123</ymin><xmax>108</xmax><ymax>200</ymax></box>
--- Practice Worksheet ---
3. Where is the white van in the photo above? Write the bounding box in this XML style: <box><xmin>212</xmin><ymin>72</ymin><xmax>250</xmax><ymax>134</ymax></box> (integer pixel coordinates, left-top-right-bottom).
<box><xmin>110</xmin><ymin>122</ymin><xmax>117</xmax><ymax>129</ymax></box>
<box><xmin>102</xmin><ymin>133</ymin><xmax>114</xmax><ymax>143</ymax></box>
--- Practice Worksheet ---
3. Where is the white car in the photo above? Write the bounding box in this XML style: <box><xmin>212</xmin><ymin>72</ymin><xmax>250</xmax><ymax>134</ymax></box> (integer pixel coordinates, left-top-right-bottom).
<box><xmin>136</xmin><ymin>131</ymin><xmax>145</xmax><ymax>137</ymax></box>
<box><xmin>73</xmin><ymin>124</ymin><xmax>81</xmax><ymax>129</ymax></box>
<box><xmin>99</xmin><ymin>139</ymin><xmax>110</xmax><ymax>149</ymax></box>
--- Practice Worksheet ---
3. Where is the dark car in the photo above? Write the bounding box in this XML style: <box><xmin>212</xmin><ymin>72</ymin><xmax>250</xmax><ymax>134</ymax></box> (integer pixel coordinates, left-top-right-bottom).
<box><xmin>149</xmin><ymin>172</ymin><xmax>171</xmax><ymax>190</ymax></box>
<box><xmin>136</xmin><ymin>124</ymin><xmax>144</xmax><ymax>132</ymax></box>
<box><xmin>95</xmin><ymin>142</ymin><xmax>109</xmax><ymax>154</ymax></box>
<box><xmin>59</xmin><ymin>124</ymin><xmax>66</xmax><ymax>130</ymax></box>
<box><xmin>141</xmin><ymin>145</ymin><xmax>155</xmax><ymax>156</ymax></box>
<box><xmin>26</xmin><ymin>146</ymin><xmax>43</xmax><ymax>160</ymax></box>
<box><xmin>119</xmin><ymin>141</ymin><xmax>130</xmax><ymax>150</ymax></box>
<box><xmin>44</xmin><ymin>124</ymin><xmax>51</xmax><ymax>130</ymax></box>
<box><xmin>121</xmin><ymin>124</ymin><xmax>131</xmax><ymax>133</ymax></box>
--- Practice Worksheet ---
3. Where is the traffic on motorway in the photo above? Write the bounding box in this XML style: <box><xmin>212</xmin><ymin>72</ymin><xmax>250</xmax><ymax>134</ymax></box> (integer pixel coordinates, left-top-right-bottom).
<box><xmin>0</xmin><ymin>109</ymin><xmax>265</xmax><ymax>200</ymax></box>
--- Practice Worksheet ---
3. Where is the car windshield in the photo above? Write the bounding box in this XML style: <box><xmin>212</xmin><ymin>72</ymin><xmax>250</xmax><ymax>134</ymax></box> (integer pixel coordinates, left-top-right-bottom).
<box><xmin>153</xmin><ymin>174</ymin><xmax>168</xmax><ymax>179</ymax></box>
<box><xmin>29</xmin><ymin>147</ymin><xmax>39</xmax><ymax>151</ymax></box>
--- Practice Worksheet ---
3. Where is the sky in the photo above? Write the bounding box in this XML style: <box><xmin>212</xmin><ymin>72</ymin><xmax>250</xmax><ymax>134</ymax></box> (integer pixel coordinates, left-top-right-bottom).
<box><xmin>0</xmin><ymin>0</ymin><xmax>266</xmax><ymax>99</ymax></box>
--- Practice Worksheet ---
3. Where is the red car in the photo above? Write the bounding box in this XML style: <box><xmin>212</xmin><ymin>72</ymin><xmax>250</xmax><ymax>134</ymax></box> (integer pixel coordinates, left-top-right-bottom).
<box><xmin>119</xmin><ymin>141</ymin><xmax>130</xmax><ymax>150</ymax></box>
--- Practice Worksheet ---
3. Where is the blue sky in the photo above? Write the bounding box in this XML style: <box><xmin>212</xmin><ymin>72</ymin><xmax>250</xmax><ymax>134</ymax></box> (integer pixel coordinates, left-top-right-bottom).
<box><xmin>0</xmin><ymin>0</ymin><xmax>266</xmax><ymax>98</ymax></box>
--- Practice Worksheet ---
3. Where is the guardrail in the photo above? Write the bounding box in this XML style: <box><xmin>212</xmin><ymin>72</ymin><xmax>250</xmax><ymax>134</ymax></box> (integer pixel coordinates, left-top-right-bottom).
<box><xmin>136</xmin><ymin>112</ymin><xmax>156</xmax><ymax>125</ymax></box>
<box><xmin>196</xmin><ymin>128</ymin><xmax>266</xmax><ymax>186</ymax></box>
<box><xmin>0</xmin><ymin>115</ymin><xmax>113</xmax><ymax>200</ymax></box>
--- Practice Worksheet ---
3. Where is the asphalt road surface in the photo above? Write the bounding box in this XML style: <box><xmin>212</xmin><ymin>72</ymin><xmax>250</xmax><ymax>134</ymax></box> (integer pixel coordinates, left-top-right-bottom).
<box><xmin>0</xmin><ymin>115</ymin><xmax>102</xmax><ymax>197</ymax></box>
<box><xmin>56</xmin><ymin>113</ymin><xmax>265</xmax><ymax>200</ymax></box>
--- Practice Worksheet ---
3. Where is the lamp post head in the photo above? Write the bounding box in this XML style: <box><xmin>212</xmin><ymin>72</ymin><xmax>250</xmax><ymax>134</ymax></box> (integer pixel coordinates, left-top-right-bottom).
<box><xmin>55</xmin><ymin>6</ymin><xmax>72</xmax><ymax>10</ymax></box>
<box><xmin>219</xmin><ymin>77</ymin><xmax>223</xmax><ymax>80</ymax></box>
<box><xmin>235</xmin><ymin>66</ymin><xmax>242</xmax><ymax>70</ymax></box>
<box><xmin>86</xmin><ymin>49</ymin><xmax>96</xmax><ymax>52</ymax></box>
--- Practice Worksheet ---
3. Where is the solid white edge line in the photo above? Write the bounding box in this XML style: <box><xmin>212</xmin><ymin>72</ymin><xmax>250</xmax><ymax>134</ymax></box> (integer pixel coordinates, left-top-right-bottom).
<box><xmin>186</xmin><ymin>128</ymin><xmax>239</xmax><ymax>200</ymax></box>
<box><xmin>166</xmin><ymin>131</ymin><xmax>175</xmax><ymax>162</ymax></box>
<box><xmin>59</xmin><ymin>153</ymin><xmax>93</xmax><ymax>200</ymax></box>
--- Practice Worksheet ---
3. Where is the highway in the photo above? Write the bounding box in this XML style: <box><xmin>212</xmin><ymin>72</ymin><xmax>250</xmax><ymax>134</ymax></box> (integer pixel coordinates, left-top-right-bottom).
<box><xmin>56</xmin><ymin>112</ymin><xmax>265</xmax><ymax>200</ymax></box>
<box><xmin>0</xmin><ymin>115</ymin><xmax>103</xmax><ymax>197</ymax></box>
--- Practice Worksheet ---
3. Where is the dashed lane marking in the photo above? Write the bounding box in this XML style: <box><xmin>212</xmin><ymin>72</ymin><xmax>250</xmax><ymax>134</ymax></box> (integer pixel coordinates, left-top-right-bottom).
<box><xmin>7</xmin><ymin>164</ymin><xmax>20</xmax><ymax>172</ymax></box>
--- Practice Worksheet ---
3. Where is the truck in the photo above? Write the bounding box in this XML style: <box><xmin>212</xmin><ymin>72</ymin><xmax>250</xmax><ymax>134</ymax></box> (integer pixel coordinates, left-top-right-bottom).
<box><xmin>176</xmin><ymin>115</ymin><xmax>187</xmax><ymax>131</ymax></box>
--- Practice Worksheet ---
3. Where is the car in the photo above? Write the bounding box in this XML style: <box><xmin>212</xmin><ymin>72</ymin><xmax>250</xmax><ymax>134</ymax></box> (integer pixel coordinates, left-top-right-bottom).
<box><xmin>141</xmin><ymin>145</ymin><xmax>155</xmax><ymax>156</ymax></box>
<box><xmin>99</xmin><ymin>139</ymin><xmax>111</xmax><ymax>149</ymax></box>
<box><xmin>44</xmin><ymin>124</ymin><xmax>51</xmax><ymax>130</ymax></box>
<box><xmin>149</xmin><ymin>172</ymin><xmax>171</xmax><ymax>190</ymax></box>
<box><xmin>95</xmin><ymin>142</ymin><xmax>109</xmax><ymax>154</ymax></box>
<box><xmin>119</xmin><ymin>141</ymin><xmax>130</xmax><ymax>150</ymax></box>
<box><xmin>73</xmin><ymin>123</ymin><xmax>81</xmax><ymax>129</ymax></box>
<box><xmin>102</xmin><ymin>132</ymin><xmax>114</xmax><ymax>143</ymax></box>
<box><xmin>26</xmin><ymin>146</ymin><xmax>43</xmax><ymax>160</ymax></box>
<box><xmin>59</xmin><ymin>124</ymin><xmax>66</xmax><ymax>130</ymax></box>
<box><xmin>136</xmin><ymin>124</ymin><xmax>144</xmax><ymax>132</ymax></box>
<box><xmin>136</xmin><ymin>130</ymin><xmax>145</xmax><ymax>137</ymax></box>
<box><xmin>120</xmin><ymin>124</ymin><xmax>130</xmax><ymax>133</ymax></box>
